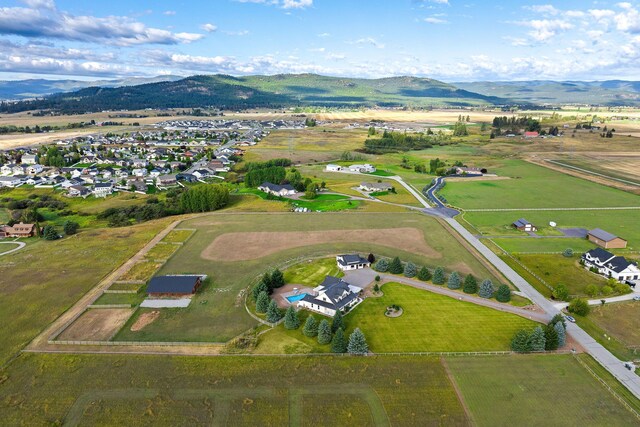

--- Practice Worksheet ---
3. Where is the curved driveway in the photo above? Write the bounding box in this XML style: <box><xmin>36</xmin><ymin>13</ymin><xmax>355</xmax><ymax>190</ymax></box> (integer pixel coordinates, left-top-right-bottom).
<box><xmin>0</xmin><ymin>241</ymin><xmax>26</xmax><ymax>257</ymax></box>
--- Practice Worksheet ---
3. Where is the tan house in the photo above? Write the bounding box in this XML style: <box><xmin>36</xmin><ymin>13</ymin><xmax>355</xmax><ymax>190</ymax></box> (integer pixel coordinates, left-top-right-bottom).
<box><xmin>0</xmin><ymin>222</ymin><xmax>36</xmax><ymax>238</ymax></box>
<box><xmin>587</xmin><ymin>228</ymin><xmax>627</xmax><ymax>249</ymax></box>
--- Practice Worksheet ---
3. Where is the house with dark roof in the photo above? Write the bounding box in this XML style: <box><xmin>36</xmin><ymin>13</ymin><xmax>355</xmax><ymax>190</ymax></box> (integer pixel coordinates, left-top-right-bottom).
<box><xmin>512</xmin><ymin>218</ymin><xmax>537</xmax><ymax>232</ymax></box>
<box><xmin>359</xmin><ymin>182</ymin><xmax>393</xmax><ymax>192</ymax></box>
<box><xmin>336</xmin><ymin>254</ymin><xmax>370</xmax><ymax>271</ymax></box>
<box><xmin>296</xmin><ymin>276</ymin><xmax>362</xmax><ymax>317</ymax></box>
<box><xmin>258</xmin><ymin>182</ymin><xmax>296</xmax><ymax>197</ymax></box>
<box><xmin>0</xmin><ymin>222</ymin><xmax>36</xmax><ymax>238</ymax></box>
<box><xmin>587</xmin><ymin>228</ymin><xmax>627</xmax><ymax>249</ymax></box>
<box><xmin>147</xmin><ymin>275</ymin><xmax>203</xmax><ymax>296</ymax></box>
<box><xmin>582</xmin><ymin>248</ymin><xmax>640</xmax><ymax>282</ymax></box>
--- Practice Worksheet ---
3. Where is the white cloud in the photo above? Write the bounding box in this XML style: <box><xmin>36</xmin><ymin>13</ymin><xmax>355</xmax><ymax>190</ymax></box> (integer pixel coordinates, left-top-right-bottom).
<box><xmin>518</xmin><ymin>19</ymin><xmax>573</xmax><ymax>42</ymax></box>
<box><xmin>223</xmin><ymin>30</ymin><xmax>250</xmax><ymax>36</ymax></box>
<box><xmin>163</xmin><ymin>11</ymin><xmax>176</xmax><ymax>16</ymax></box>
<box><xmin>424</xmin><ymin>17</ymin><xmax>447</xmax><ymax>24</ymax></box>
<box><xmin>20</xmin><ymin>0</ymin><xmax>55</xmax><ymax>10</ymax></box>
<box><xmin>614</xmin><ymin>3</ymin><xmax>640</xmax><ymax>33</ymax></box>
<box><xmin>349</xmin><ymin>37</ymin><xmax>385</xmax><ymax>49</ymax></box>
<box><xmin>200</xmin><ymin>23</ymin><xmax>218</xmax><ymax>33</ymax></box>
<box><xmin>234</xmin><ymin>0</ymin><xmax>312</xmax><ymax>9</ymax></box>
<box><xmin>526</xmin><ymin>5</ymin><xmax>560</xmax><ymax>15</ymax></box>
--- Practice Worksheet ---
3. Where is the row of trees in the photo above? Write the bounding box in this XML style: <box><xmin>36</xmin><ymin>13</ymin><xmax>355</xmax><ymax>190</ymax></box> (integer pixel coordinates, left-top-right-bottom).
<box><xmin>373</xmin><ymin>257</ymin><xmax>511</xmax><ymax>302</ymax></box>
<box><xmin>492</xmin><ymin>116</ymin><xmax>541</xmax><ymax>132</ymax></box>
<box><xmin>511</xmin><ymin>314</ymin><xmax>566</xmax><ymax>352</ymax></box>
<box><xmin>179</xmin><ymin>184</ymin><xmax>230</xmax><ymax>213</ymax></box>
<box><xmin>363</xmin><ymin>130</ymin><xmax>449</xmax><ymax>154</ymax></box>
<box><xmin>243</xmin><ymin>158</ymin><xmax>292</xmax><ymax>188</ymax></box>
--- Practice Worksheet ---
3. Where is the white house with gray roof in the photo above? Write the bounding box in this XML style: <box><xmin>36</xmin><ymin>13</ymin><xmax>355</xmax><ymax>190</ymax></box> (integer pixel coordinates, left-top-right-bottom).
<box><xmin>297</xmin><ymin>276</ymin><xmax>362</xmax><ymax>317</ymax></box>
<box><xmin>582</xmin><ymin>248</ymin><xmax>640</xmax><ymax>282</ymax></box>
<box><xmin>336</xmin><ymin>254</ymin><xmax>370</xmax><ymax>271</ymax></box>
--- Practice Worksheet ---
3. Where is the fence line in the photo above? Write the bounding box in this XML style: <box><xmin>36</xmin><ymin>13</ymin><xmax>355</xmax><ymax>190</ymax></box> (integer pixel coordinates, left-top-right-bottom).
<box><xmin>103</xmin><ymin>290</ymin><xmax>138</xmax><ymax>294</ymax></box>
<box><xmin>87</xmin><ymin>304</ymin><xmax>132</xmax><ymax>309</ymax></box>
<box><xmin>49</xmin><ymin>340</ymin><xmax>226</xmax><ymax>347</ymax></box>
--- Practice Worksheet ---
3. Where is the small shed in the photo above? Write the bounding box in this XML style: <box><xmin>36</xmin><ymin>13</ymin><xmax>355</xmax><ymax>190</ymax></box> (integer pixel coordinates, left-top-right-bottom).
<box><xmin>512</xmin><ymin>218</ymin><xmax>537</xmax><ymax>232</ymax></box>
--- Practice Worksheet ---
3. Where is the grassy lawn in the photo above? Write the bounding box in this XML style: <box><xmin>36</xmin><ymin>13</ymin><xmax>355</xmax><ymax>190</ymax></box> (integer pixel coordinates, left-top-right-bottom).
<box><xmin>511</xmin><ymin>254</ymin><xmax>606</xmax><ymax>297</ymax></box>
<box><xmin>113</xmin><ymin>212</ymin><xmax>497</xmax><ymax>343</ymax></box>
<box><xmin>344</xmin><ymin>282</ymin><xmax>537</xmax><ymax>352</ymax></box>
<box><xmin>108</xmin><ymin>282</ymin><xmax>142</xmax><ymax>292</ymax></box>
<box><xmin>160</xmin><ymin>229</ymin><xmax>195</xmax><ymax>244</ymax></box>
<box><xmin>0</xmin><ymin>353</ymin><xmax>468</xmax><ymax>426</ymax></box>
<box><xmin>0</xmin><ymin>219</ymin><xmax>170</xmax><ymax>365</ymax></box>
<box><xmin>254</xmin><ymin>310</ymin><xmax>332</xmax><ymax>354</ymax></box>
<box><xmin>283</xmin><ymin>257</ymin><xmax>344</xmax><ymax>286</ymax></box>
<box><xmin>440</xmin><ymin>159</ymin><xmax>640</xmax><ymax>209</ymax></box>
<box><xmin>490</xmin><ymin>237</ymin><xmax>595</xmax><ymax>254</ymax></box>
<box><xmin>446</xmin><ymin>354</ymin><xmax>639</xmax><ymax>426</ymax></box>
<box><xmin>291</xmin><ymin>194</ymin><xmax>360</xmax><ymax>212</ymax></box>
<box><xmin>119</xmin><ymin>260</ymin><xmax>162</xmax><ymax>282</ymax></box>
<box><xmin>93</xmin><ymin>292</ymin><xmax>145</xmax><ymax>306</ymax></box>
<box><xmin>143</xmin><ymin>242</ymin><xmax>180</xmax><ymax>261</ymax></box>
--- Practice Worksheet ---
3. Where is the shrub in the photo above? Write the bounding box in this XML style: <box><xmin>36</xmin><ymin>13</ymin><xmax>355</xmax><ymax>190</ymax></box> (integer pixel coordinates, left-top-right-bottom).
<box><xmin>463</xmin><ymin>274</ymin><xmax>477</xmax><ymax>294</ymax></box>
<box><xmin>374</xmin><ymin>275</ymin><xmax>380</xmax><ymax>282</ymax></box>
<box><xmin>317</xmin><ymin>319</ymin><xmax>332</xmax><ymax>345</ymax></box>
<box><xmin>388</xmin><ymin>257</ymin><xmax>403</xmax><ymax>274</ymax></box>
<box><xmin>63</xmin><ymin>220</ymin><xmax>79</xmax><ymax>235</ymax></box>
<box><xmin>347</xmin><ymin>328</ymin><xmax>369</xmax><ymax>355</ymax></box>
<box><xmin>432</xmin><ymin>267</ymin><xmax>445</xmax><ymax>285</ymax></box>
<box><xmin>404</xmin><ymin>262</ymin><xmax>417</xmax><ymax>278</ymax></box>
<box><xmin>374</xmin><ymin>259</ymin><xmax>389</xmax><ymax>272</ymax></box>
<box><xmin>373</xmin><ymin>283</ymin><xmax>380</xmax><ymax>293</ymax></box>
<box><xmin>562</xmin><ymin>248</ymin><xmax>574</xmax><ymax>257</ymax></box>
<box><xmin>496</xmin><ymin>284</ymin><xmax>511</xmax><ymax>302</ymax></box>
<box><xmin>283</xmin><ymin>306</ymin><xmax>300</xmax><ymax>330</ymax></box>
<box><xmin>417</xmin><ymin>266</ymin><xmax>431</xmax><ymax>281</ymax></box>
<box><xmin>367</xmin><ymin>253</ymin><xmax>376</xmax><ymax>263</ymax></box>
<box><xmin>303</xmin><ymin>315</ymin><xmax>318</xmax><ymax>337</ymax></box>
<box><xmin>585</xmin><ymin>284</ymin><xmax>599</xmax><ymax>297</ymax></box>
<box><xmin>601</xmin><ymin>285</ymin><xmax>613</xmax><ymax>296</ymax></box>
<box><xmin>568</xmin><ymin>298</ymin><xmax>590</xmax><ymax>316</ymax></box>
<box><xmin>447</xmin><ymin>271</ymin><xmax>461</xmax><ymax>290</ymax></box>
<box><xmin>256</xmin><ymin>291</ymin><xmax>269</xmax><ymax>313</ymax></box>
<box><xmin>478</xmin><ymin>279</ymin><xmax>494</xmax><ymax>298</ymax></box>
<box><xmin>614</xmin><ymin>283</ymin><xmax>632</xmax><ymax>295</ymax></box>
<box><xmin>331</xmin><ymin>328</ymin><xmax>347</xmax><ymax>353</ymax></box>
<box><xmin>552</xmin><ymin>284</ymin><xmax>569</xmax><ymax>301</ymax></box>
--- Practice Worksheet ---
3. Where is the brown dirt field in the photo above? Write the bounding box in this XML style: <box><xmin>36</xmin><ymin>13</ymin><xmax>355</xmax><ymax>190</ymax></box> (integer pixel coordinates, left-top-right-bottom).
<box><xmin>445</xmin><ymin>176</ymin><xmax>510</xmax><ymax>183</ymax></box>
<box><xmin>130</xmin><ymin>310</ymin><xmax>160</xmax><ymax>332</ymax></box>
<box><xmin>202</xmin><ymin>228</ymin><xmax>441</xmax><ymax>261</ymax></box>
<box><xmin>57</xmin><ymin>308</ymin><xmax>133</xmax><ymax>341</ymax></box>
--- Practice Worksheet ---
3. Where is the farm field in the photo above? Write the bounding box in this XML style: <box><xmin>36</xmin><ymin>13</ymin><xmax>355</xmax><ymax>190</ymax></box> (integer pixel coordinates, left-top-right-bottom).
<box><xmin>446</xmin><ymin>354</ymin><xmax>639</xmax><ymax>426</ymax></box>
<box><xmin>0</xmin><ymin>353</ymin><xmax>468</xmax><ymax>426</ymax></box>
<box><xmin>548</xmin><ymin>154</ymin><xmax>640</xmax><ymax>184</ymax></box>
<box><xmin>439</xmin><ymin>159</ymin><xmax>640</xmax><ymax>209</ymax></box>
<box><xmin>0</xmin><ymin>218</ymin><xmax>170</xmax><ymax>365</ymax></box>
<box><xmin>114</xmin><ymin>211</ymin><xmax>498</xmax><ymax>343</ymax></box>
<box><xmin>490</xmin><ymin>237</ymin><xmax>594</xmax><ymax>254</ymax></box>
<box><xmin>344</xmin><ymin>282</ymin><xmax>537</xmax><ymax>352</ymax></box>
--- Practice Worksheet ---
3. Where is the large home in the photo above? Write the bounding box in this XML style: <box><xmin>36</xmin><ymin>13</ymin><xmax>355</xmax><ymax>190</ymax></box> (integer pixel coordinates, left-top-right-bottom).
<box><xmin>21</xmin><ymin>154</ymin><xmax>39</xmax><ymax>165</ymax></box>
<box><xmin>325</xmin><ymin>164</ymin><xmax>342</xmax><ymax>172</ymax></box>
<box><xmin>359</xmin><ymin>182</ymin><xmax>393</xmax><ymax>192</ymax></box>
<box><xmin>0</xmin><ymin>222</ymin><xmax>36</xmax><ymax>238</ymax></box>
<box><xmin>348</xmin><ymin>164</ymin><xmax>376</xmax><ymax>173</ymax></box>
<box><xmin>147</xmin><ymin>275</ymin><xmax>203</xmax><ymax>297</ymax></box>
<box><xmin>582</xmin><ymin>248</ymin><xmax>640</xmax><ymax>282</ymax></box>
<box><xmin>157</xmin><ymin>174</ymin><xmax>177</xmax><ymax>187</ymax></box>
<box><xmin>93</xmin><ymin>182</ymin><xmax>114</xmax><ymax>197</ymax></box>
<box><xmin>258</xmin><ymin>182</ymin><xmax>296</xmax><ymax>197</ymax></box>
<box><xmin>336</xmin><ymin>254</ymin><xmax>370</xmax><ymax>271</ymax></box>
<box><xmin>454</xmin><ymin>166</ymin><xmax>486</xmax><ymax>176</ymax></box>
<box><xmin>512</xmin><ymin>218</ymin><xmax>537</xmax><ymax>232</ymax></box>
<box><xmin>297</xmin><ymin>276</ymin><xmax>362</xmax><ymax>317</ymax></box>
<box><xmin>68</xmin><ymin>185</ymin><xmax>90</xmax><ymax>198</ymax></box>
<box><xmin>0</xmin><ymin>176</ymin><xmax>24</xmax><ymax>188</ymax></box>
<box><xmin>587</xmin><ymin>228</ymin><xmax>628</xmax><ymax>249</ymax></box>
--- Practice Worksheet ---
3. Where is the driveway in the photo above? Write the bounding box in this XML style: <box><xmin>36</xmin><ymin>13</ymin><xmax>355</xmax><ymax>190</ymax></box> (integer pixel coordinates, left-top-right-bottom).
<box><xmin>343</xmin><ymin>268</ymin><xmax>378</xmax><ymax>288</ymax></box>
<box><xmin>559</xmin><ymin>228</ymin><xmax>589</xmax><ymax>238</ymax></box>
<box><xmin>0</xmin><ymin>241</ymin><xmax>26</xmax><ymax>257</ymax></box>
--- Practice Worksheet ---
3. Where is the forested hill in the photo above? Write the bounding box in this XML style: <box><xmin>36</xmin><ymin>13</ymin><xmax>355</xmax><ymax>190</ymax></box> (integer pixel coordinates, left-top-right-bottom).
<box><xmin>0</xmin><ymin>74</ymin><xmax>506</xmax><ymax>114</ymax></box>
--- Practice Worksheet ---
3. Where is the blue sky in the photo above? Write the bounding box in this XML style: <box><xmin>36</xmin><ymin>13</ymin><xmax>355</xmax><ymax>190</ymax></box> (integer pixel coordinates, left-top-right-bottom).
<box><xmin>0</xmin><ymin>0</ymin><xmax>638</xmax><ymax>81</ymax></box>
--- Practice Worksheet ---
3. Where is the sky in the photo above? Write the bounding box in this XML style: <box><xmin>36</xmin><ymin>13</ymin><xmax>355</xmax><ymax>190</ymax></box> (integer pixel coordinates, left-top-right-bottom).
<box><xmin>0</xmin><ymin>0</ymin><xmax>639</xmax><ymax>82</ymax></box>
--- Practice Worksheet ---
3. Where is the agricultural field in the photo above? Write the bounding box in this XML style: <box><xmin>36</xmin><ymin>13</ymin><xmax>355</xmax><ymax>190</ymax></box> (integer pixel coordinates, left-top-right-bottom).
<box><xmin>548</xmin><ymin>155</ymin><xmax>640</xmax><ymax>185</ymax></box>
<box><xmin>490</xmin><ymin>237</ymin><xmax>594</xmax><ymax>254</ymax></box>
<box><xmin>439</xmin><ymin>159</ymin><xmax>640</xmax><ymax>209</ymax></box>
<box><xmin>0</xmin><ymin>353</ymin><xmax>468</xmax><ymax>426</ymax></box>
<box><xmin>587</xmin><ymin>301</ymin><xmax>640</xmax><ymax>348</ymax></box>
<box><xmin>114</xmin><ymin>211</ymin><xmax>497</xmax><ymax>343</ymax></box>
<box><xmin>0</xmin><ymin>218</ymin><xmax>170</xmax><ymax>365</ymax></box>
<box><xmin>446</xmin><ymin>354</ymin><xmax>639</xmax><ymax>426</ymax></box>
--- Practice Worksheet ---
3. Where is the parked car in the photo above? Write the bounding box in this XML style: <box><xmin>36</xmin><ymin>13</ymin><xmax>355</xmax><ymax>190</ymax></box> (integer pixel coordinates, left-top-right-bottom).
<box><xmin>633</xmin><ymin>295</ymin><xmax>640</xmax><ymax>301</ymax></box>
<box><xmin>565</xmin><ymin>315</ymin><xmax>576</xmax><ymax>323</ymax></box>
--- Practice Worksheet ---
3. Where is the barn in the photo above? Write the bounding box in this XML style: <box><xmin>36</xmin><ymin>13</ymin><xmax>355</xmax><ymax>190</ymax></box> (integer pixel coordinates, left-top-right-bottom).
<box><xmin>146</xmin><ymin>275</ymin><xmax>202</xmax><ymax>297</ymax></box>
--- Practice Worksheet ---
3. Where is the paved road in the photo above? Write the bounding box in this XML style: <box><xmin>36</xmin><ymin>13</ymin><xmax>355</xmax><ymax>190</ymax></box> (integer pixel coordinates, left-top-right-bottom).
<box><xmin>0</xmin><ymin>241</ymin><xmax>26</xmax><ymax>257</ymax></box>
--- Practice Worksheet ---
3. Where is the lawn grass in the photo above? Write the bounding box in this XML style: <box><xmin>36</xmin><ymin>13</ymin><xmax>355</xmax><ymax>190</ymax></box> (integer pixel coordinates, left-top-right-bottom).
<box><xmin>119</xmin><ymin>260</ymin><xmax>162</xmax><ymax>282</ymax></box>
<box><xmin>344</xmin><ymin>282</ymin><xmax>537</xmax><ymax>352</ymax></box>
<box><xmin>446</xmin><ymin>354</ymin><xmax>639</xmax><ymax>426</ymax></box>
<box><xmin>160</xmin><ymin>229</ymin><xmax>194</xmax><ymax>244</ymax></box>
<box><xmin>291</xmin><ymin>197</ymin><xmax>360</xmax><ymax>212</ymax></box>
<box><xmin>283</xmin><ymin>257</ymin><xmax>344</xmax><ymax>286</ymax></box>
<box><xmin>0</xmin><ymin>218</ymin><xmax>170</xmax><ymax>365</ymax></box>
<box><xmin>254</xmin><ymin>310</ymin><xmax>332</xmax><ymax>354</ymax></box>
<box><xmin>0</xmin><ymin>353</ymin><xmax>468</xmax><ymax>425</ymax></box>
<box><xmin>108</xmin><ymin>282</ymin><xmax>142</xmax><ymax>292</ymax></box>
<box><xmin>490</xmin><ymin>237</ymin><xmax>595</xmax><ymax>254</ymax></box>
<box><xmin>574</xmin><ymin>314</ymin><xmax>638</xmax><ymax>361</ymax></box>
<box><xmin>93</xmin><ymin>292</ymin><xmax>145</xmax><ymax>306</ymax></box>
<box><xmin>143</xmin><ymin>242</ymin><xmax>180</xmax><ymax>261</ymax></box>
<box><xmin>113</xmin><ymin>212</ymin><xmax>497</xmax><ymax>343</ymax></box>
<box><xmin>587</xmin><ymin>301</ymin><xmax>640</xmax><ymax>347</ymax></box>
<box><xmin>440</xmin><ymin>159</ymin><xmax>640</xmax><ymax>209</ymax></box>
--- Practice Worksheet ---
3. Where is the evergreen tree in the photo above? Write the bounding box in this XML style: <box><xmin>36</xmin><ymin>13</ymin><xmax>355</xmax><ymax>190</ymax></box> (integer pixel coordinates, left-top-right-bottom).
<box><xmin>42</xmin><ymin>225</ymin><xmax>58</xmax><ymax>240</ymax></box>
<box><xmin>496</xmin><ymin>284</ymin><xmax>511</xmax><ymax>302</ymax></box>
<box><xmin>347</xmin><ymin>328</ymin><xmax>369</xmax><ymax>355</ymax></box>
<box><xmin>261</xmin><ymin>272</ymin><xmax>273</xmax><ymax>294</ymax></box>
<box><xmin>252</xmin><ymin>281</ymin><xmax>268</xmax><ymax>301</ymax></box>
<box><xmin>388</xmin><ymin>257</ymin><xmax>403</xmax><ymax>274</ymax></box>
<box><xmin>544</xmin><ymin>324</ymin><xmax>559</xmax><ymax>351</ymax></box>
<box><xmin>417</xmin><ymin>266</ymin><xmax>431</xmax><ymax>281</ymax></box>
<box><xmin>550</xmin><ymin>314</ymin><xmax>566</xmax><ymax>330</ymax></box>
<box><xmin>271</xmin><ymin>269</ymin><xmax>285</xmax><ymax>289</ymax></box>
<box><xmin>374</xmin><ymin>259</ymin><xmax>389</xmax><ymax>272</ymax></box>
<box><xmin>432</xmin><ymin>267</ymin><xmax>445</xmax><ymax>285</ymax></box>
<box><xmin>317</xmin><ymin>319</ymin><xmax>332</xmax><ymax>344</ymax></box>
<box><xmin>447</xmin><ymin>271</ymin><xmax>461</xmax><ymax>290</ymax></box>
<box><xmin>554</xmin><ymin>321</ymin><xmax>566</xmax><ymax>348</ymax></box>
<box><xmin>527</xmin><ymin>326</ymin><xmax>546</xmax><ymax>352</ymax></box>
<box><xmin>303</xmin><ymin>315</ymin><xmax>318</xmax><ymax>337</ymax></box>
<box><xmin>367</xmin><ymin>253</ymin><xmax>376</xmax><ymax>263</ymax></box>
<box><xmin>63</xmin><ymin>220</ymin><xmax>79</xmax><ymax>235</ymax></box>
<box><xmin>479</xmin><ymin>279</ymin><xmax>494</xmax><ymax>298</ymax></box>
<box><xmin>511</xmin><ymin>329</ymin><xmax>531</xmax><ymax>352</ymax></box>
<box><xmin>266</xmin><ymin>299</ymin><xmax>281</xmax><ymax>323</ymax></box>
<box><xmin>256</xmin><ymin>291</ymin><xmax>269</xmax><ymax>313</ymax></box>
<box><xmin>331</xmin><ymin>328</ymin><xmax>347</xmax><ymax>353</ymax></box>
<box><xmin>463</xmin><ymin>274</ymin><xmax>477</xmax><ymax>294</ymax></box>
<box><xmin>404</xmin><ymin>262</ymin><xmax>417</xmax><ymax>278</ymax></box>
<box><xmin>332</xmin><ymin>309</ymin><xmax>344</xmax><ymax>333</ymax></box>
<box><xmin>283</xmin><ymin>306</ymin><xmax>300</xmax><ymax>330</ymax></box>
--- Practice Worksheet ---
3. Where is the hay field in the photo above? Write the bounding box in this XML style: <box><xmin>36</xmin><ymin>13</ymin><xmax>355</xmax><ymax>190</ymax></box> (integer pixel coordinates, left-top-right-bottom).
<box><xmin>57</xmin><ymin>308</ymin><xmax>133</xmax><ymax>341</ymax></box>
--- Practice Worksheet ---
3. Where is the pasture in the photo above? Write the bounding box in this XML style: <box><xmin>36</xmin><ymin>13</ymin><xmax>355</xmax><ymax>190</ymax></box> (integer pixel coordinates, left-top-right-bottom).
<box><xmin>283</xmin><ymin>257</ymin><xmax>344</xmax><ymax>287</ymax></box>
<box><xmin>587</xmin><ymin>301</ymin><xmax>640</xmax><ymax>348</ymax></box>
<box><xmin>114</xmin><ymin>211</ymin><xmax>497</xmax><ymax>343</ymax></box>
<box><xmin>0</xmin><ymin>353</ymin><xmax>468</xmax><ymax>426</ymax></box>
<box><xmin>446</xmin><ymin>354</ymin><xmax>639</xmax><ymax>426</ymax></box>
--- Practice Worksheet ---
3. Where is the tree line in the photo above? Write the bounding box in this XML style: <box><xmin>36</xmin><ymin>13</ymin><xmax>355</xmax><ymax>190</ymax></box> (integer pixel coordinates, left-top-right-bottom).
<box><xmin>363</xmin><ymin>130</ymin><xmax>450</xmax><ymax>154</ymax></box>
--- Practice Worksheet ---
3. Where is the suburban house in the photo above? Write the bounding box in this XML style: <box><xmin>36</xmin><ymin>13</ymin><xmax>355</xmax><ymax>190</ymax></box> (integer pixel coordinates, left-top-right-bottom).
<box><xmin>582</xmin><ymin>248</ymin><xmax>640</xmax><ymax>282</ymax></box>
<box><xmin>455</xmin><ymin>166</ymin><xmax>486</xmax><ymax>176</ymax></box>
<box><xmin>359</xmin><ymin>182</ymin><xmax>393</xmax><ymax>192</ymax></box>
<box><xmin>297</xmin><ymin>276</ymin><xmax>362</xmax><ymax>317</ymax></box>
<box><xmin>21</xmin><ymin>154</ymin><xmax>39</xmax><ymax>165</ymax></box>
<box><xmin>349</xmin><ymin>164</ymin><xmax>376</xmax><ymax>173</ymax></box>
<box><xmin>93</xmin><ymin>183</ymin><xmax>114</xmax><ymax>197</ymax></box>
<box><xmin>68</xmin><ymin>185</ymin><xmax>90</xmax><ymax>198</ymax></box>
<box><xmin>258</xmin><ymin>182</ymin><xmax>296</xmax><ymax>197</ymax></box>
<box><xmin>0</xmin><ymin>176</ymin><xmax>24</xmax><ymax>188</ymax></box>
<box><xmin>512</xmin><ymin>218</ymin><xmax>537</xmax><ymax>232</ymax></box>
<box><xmin>146</xmin><ymin>275</ymin><xmax>203</xmax><ymax>297</ymax></box>
<box><xmin>157</xmin><ymin>174</ymin><xmax>177</xmax><ymax>186</ymax></box>
<box><xmin>325</xmin><ymin>164</ymin><xmax>342</xmax><ymax>172</ymax></box>
<box><xmin>0</xmin><ymin>222</ymin><xmax>36</xmax><ymax>238</ymax></box>
<box><xmin>336</xmin><ymin>254</ymin><xmax>371</xmax><ymax>271</ymax></box>
<box><xmin>587</xmin><ymin>228</ymin><xmax>628</xmax><ymax>249</ymax></box>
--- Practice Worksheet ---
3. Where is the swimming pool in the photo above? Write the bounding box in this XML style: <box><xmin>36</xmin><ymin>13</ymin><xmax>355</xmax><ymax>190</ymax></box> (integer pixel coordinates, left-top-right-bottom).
<box><xmin>286</xmin><ymin>293</ymin><xmax>307</xmax><ymax>303</ymax></box>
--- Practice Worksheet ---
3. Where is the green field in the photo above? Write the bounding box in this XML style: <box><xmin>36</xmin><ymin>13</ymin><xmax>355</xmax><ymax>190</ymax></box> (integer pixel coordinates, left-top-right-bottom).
<box><xmin>160</xmin><ymin>228</ymin><xmax>195</xmax><ymax>243</ymax></box>
<box><xmin>0</xmin><ymin>353</ymin><xmax>468</xmax><ymax>426</ymax></box>
<box><xmin>114</xmin><ymin>212</ymin><xmax>498</xmax><ymax>344</ymax></box>
<box><xmin>283</xmin><ymin>257</ymin><xmax>344</xmax><ymax>287</ymax></box>
<box><xmin>344</xmin><ymin>283</ymin><xmax>537</xmax><ymax>352</ymax></box>
<box><xmin>292</xmin><ymin>194</ymin><xmax>361</xmax><ymax>211</ymax></box>
<box><xmin>143</xmin><ymin>242</ymin><xmax>180</xmax><ymax>261</ymax></box>
<box><xmin>0</xmin><ymin>219</ymin><xmax>170</xmax><ymax>365</ymax></box>
<box><xmin>446</xmin><ymin>354</ymin><xmax>640</xmax><ymax>426</ymax></box>
<box><xmin>440</xmin><ymin>160</ymin><xmax>640</xmax><ymax>209</ymax></box>
<box><xmin>93</xmin><ymin>292</ymin><xmax>145</xmax><ymax>306</ymax></box>
<box><xmin>490</xmin><ymin>237</ymin><xmax>595</xmax><ymax>254</ymax></box>
<box><xmin>587</xmin><ymin>301</ymin><xmax>640</xmax><ymax>347</ymax></box>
